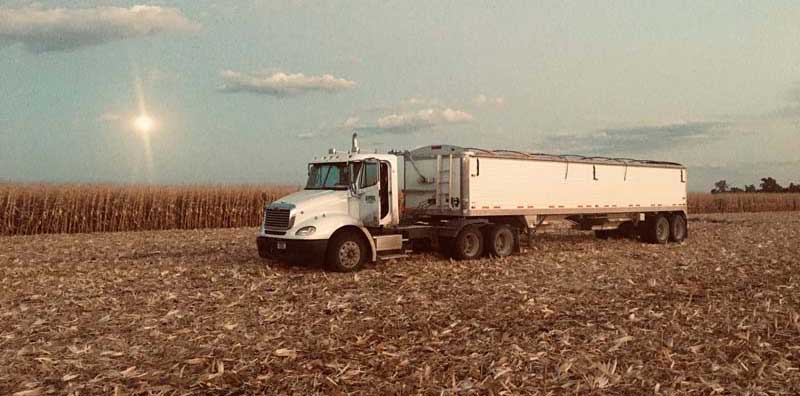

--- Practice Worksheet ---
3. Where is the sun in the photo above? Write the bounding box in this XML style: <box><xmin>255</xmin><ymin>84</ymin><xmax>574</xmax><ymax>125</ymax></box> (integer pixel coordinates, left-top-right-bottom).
<box><xmin>133</xmin><ymin>114</ymin><xmax>155</xmax><ymax>134</ymax></box>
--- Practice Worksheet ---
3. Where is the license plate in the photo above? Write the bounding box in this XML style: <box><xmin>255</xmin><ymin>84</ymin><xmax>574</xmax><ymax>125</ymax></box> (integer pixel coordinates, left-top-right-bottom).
<box><xmin>276</xmin><ymin>241</ymin><xmax>287</xmax><ymax>250</ymax></box>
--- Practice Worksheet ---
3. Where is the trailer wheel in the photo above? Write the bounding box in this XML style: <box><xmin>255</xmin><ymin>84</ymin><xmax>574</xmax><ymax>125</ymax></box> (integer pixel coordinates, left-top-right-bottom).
<box><xmin>453</xmin><ymin>226</ymin><xmax>484</xmax><ymax>260</ymax></box>
<box><xmin>486</xmin><ymin>224</ymin><xmax>515</xmax><ymax>257</ymax></box>
<box><xmin>642</xmin><ymin>214</ymin><xmax>670</xmax><ymax>244</ymax></box>
<box><xmin>326</xmin><ymin>230</ymin><xmax>367</xmax><ymax>272</ymax></box>
<box><xmin>669</xmin><ymin>213</ymin><xmax>687</xmax><ymax>242</ymax></box>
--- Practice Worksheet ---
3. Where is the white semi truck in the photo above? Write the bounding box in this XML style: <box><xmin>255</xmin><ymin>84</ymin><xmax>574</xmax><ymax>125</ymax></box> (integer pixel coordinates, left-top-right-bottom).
<box><xmin>257</xmin><ymin>134</ymin><xmax>688</xmax><ymax>271</ymax></box>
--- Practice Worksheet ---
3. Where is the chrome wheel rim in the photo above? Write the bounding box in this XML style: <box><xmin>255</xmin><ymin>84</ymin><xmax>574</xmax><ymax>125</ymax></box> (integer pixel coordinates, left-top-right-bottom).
<box><xmin>463</xmin><ymin>233</ymin><xmax>480</xmax><ymax>257</ymax></box>
<box><xmin>338</xmin><ymin>241</ymin><xmax>361</xmax><ymax>268</ymax></box>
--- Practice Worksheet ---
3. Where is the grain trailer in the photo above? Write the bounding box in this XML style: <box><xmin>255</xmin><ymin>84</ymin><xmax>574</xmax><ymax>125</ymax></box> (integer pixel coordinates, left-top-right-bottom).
<box><xmin>257</xmin><ymin>134</ymin><xmax>688</xmax><ymax>271</ymax></box>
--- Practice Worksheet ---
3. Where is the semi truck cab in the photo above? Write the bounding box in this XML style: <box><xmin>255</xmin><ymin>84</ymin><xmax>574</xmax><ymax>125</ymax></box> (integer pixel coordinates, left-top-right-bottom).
<box><xmin>257</xmin><ymin>135</ymin><xmax>403</xmax><ymax>271</ymax></box>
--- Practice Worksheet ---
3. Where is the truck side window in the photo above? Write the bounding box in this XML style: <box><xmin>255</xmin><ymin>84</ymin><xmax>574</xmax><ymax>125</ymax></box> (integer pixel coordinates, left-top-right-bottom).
<box><xmin>360</xmin><ymin>162</ymin><xmax>378</xmax><ymax>188</ymax></box>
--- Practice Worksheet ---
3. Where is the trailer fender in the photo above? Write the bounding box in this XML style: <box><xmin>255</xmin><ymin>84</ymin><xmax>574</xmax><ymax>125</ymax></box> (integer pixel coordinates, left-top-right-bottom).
<box><xmin>436</xmin><ymin>218</ymin><xmax>490</xmax><ymax>238</ymax></box>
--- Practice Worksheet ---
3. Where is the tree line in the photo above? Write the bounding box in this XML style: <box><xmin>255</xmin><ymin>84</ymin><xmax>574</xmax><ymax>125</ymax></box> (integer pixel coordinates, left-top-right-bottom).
<box><xmin>711</xmin><ymin>177</ymin><xmax>800</xmax><ymax>194</ymax></box>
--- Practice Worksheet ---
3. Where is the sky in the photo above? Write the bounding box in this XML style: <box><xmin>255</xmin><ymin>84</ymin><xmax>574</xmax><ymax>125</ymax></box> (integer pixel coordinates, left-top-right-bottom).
<box><xmin>1</xmin><ymin>1</ymin><xmax>799</xmax><ymax>192</ymax></box>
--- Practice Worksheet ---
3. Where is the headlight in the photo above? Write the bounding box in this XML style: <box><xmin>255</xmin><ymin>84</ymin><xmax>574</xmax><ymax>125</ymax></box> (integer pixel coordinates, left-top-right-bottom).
<box><xmin>295</xmin><ymin>226</ymin><xmax>316</xmax><ymax>236</ymax></box>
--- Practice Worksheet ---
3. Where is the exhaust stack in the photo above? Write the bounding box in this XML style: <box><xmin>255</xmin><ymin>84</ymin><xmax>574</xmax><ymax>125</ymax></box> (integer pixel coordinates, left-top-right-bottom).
<box><xmin>351</xmin><ymin>132</ymin><xmax>360</xmax><ymax>153</ymax></box>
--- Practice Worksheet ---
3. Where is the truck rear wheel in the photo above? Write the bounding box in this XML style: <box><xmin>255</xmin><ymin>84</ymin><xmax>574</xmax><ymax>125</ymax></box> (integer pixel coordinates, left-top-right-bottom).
<box><xmin>453</xmin><ymin>226</ymin><xmax>484</xmax><ymax>260</ymax></box>
<box><xmin>326</xmin><ymin>231</ymin><xmax>367</xmax><ymax>272</ymax></box>
<box><xmin>669</xmin><ymin>214</ymin><xmax>687</xmax><ymax>242</ymax></box>
<box><xmin>642</xmin><ymin>214</ymin><xmax>670</xmax><ymax>244</ymax></box>
<box><xmin>486</xmin><ymin>224</ymin><xmax>515</xmax><ymax>257</ymax></box>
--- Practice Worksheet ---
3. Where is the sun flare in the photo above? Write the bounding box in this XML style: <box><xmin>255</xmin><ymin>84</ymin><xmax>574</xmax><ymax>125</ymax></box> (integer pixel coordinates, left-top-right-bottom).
<box><xmin>133</xmin><ymin>114</ymin><xmax>155</xmax><ymax>134</ymax></box>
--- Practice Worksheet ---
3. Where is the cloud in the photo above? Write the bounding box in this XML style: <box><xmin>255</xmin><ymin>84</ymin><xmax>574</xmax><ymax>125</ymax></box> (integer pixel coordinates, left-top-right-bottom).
<box><xmin>297</xmin><ymin>116</ymin><xmax>362</xmax><ymax>140</ymax></box>
<box><xmin>0</xmin><ymin>5</ymin><xmax>200</xmax><ymax>53</ymax></box>
<box><xmin>343</xmin><ymin>116</ymin><xmax>360</xmax><ymax>128</ymax></box>
<box><xmin>474</xmin><ymin>94</ymin><xmax>505</xmax><ymax>107</ymax></box>
<box><xmin>358</xmin><ymin>108</ymin><xmax>474</xmax><ymax>134</ymax></box>
<box><xmin>541</xmin><ymin>122</ymin><xmax>729</xmax><ymax>155</ymax></box>
<box><xmin>769</xmin><ymin>82</ymin><xmax>800</xmax><ymax>119</ymax></box>
<box><xmin>297</xmin><ymin>131</ymin><xmax>319</xmax><ymax>140</ymax></box>
<box><xmin>401</xmin><ymin>96</ymin><xmax>441</xmax><ymax>107</ymax></box>
<box><xmin>220</xmin><ymin>70</ymin><xmax>356</xmax><ymax>97</ymax></box>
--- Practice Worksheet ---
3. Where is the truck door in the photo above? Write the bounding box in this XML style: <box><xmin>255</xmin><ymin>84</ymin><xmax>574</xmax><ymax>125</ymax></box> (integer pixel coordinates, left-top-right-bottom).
<box><xmin>357</xmin><ymin>160</ymin><xmax>381</xmax><ymax>227</ymax></box>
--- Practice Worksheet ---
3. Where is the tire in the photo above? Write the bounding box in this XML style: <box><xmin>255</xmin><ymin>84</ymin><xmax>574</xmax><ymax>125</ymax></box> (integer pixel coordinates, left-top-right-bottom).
<box><xmin>486</xmin><ymin>224</ymin><xmax>515</xmax><ymax>257</ymax></box>
<box><xmin>594</xmin><ymin>230</ymin><xmax>610</xmax><ymax>239</ymax></box>
<box><xmin>452</xmin><ymin>226</ymin><xmax>484</xmax><ymax>260</ymax></box>
<box><xmin>257</xmin><ymin>245</ymin><xmax>272</xmax><ymax>259</ymax></box>
<box><xmin>257</xmin><ymin>238</ymin><xmax>273</xmax><ymax>259</ymax></box>
<box><xmin>326</xmin><ymin>231</ymin><xmax>367</xmax><ymax>272</ymax></box>
<box><xmin>669</xmin><ymin>214</ymin><xmax>687</xmax><ymax>242</ymax></box>
<box><xmin>642</xmin><ymin>214</ymin><xmax>670</xmax><ymax>244</ymax></box>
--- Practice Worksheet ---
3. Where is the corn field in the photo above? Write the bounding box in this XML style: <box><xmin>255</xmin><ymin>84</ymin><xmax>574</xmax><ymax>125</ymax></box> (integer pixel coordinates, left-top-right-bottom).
<box><xmin>0</xmin><ymin>183</ymin><xmax>298</xmax><ymax>236</ymax></box>
<box><xmin>688</xmin><ymin>192</ymin><xmax>800</xmax><ymax>214</ymax></box>
<box><xmin>2</xmin><ymin>184</ymin><xmax>800</xmax><ymax>236</ymax></box>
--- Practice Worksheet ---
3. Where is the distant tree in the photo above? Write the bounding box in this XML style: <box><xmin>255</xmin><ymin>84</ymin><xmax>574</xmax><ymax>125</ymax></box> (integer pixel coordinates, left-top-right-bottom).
<box><xmin>760</xmin><ymin>177</ymin><xmax>784</xmax><ymax>193</ymax></box>
<box><xmin>711</xmin><ymin>180</ymin><xmax>729</xmax><ymax>194</ymax></box>
<box><xmin>744</xmin><ymin>184</ymin><xmax>757</xmax><ymax>193</ymax></box>
<box><xmin>730</xmin><ymin>187</ymin><xmax>744</xmax><ymax>193</ymax></box>
<box><xmin>788</xmin><ymin>183</ymin><xmax>800</xmax><ymax>193</ymax></box>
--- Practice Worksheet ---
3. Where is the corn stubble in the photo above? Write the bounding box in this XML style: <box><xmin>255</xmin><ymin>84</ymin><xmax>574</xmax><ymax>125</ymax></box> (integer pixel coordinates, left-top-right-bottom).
<box><xmin>0</xmin><ymin>212</ymin><xmax>798</xmax><ymax>394</ymax></box>
<box><xmin>0</xmin><ymin>183</ymin><xmax>297</xmax><ymax>236</ymax></box>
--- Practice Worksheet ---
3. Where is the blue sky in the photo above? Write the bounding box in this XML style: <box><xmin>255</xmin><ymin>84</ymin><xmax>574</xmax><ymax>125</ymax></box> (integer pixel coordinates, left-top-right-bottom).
<box><xmin>1</xmin><ymin>1</ymin><xmax>799</xmax><ymax>191</ymax></box>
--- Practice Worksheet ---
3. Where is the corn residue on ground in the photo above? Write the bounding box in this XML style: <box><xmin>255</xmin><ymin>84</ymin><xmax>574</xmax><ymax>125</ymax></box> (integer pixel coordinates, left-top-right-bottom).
<box><xmin>1</xmin><ymin>212</ymin><xmax>799</xmax><ymax>395</ymax></box>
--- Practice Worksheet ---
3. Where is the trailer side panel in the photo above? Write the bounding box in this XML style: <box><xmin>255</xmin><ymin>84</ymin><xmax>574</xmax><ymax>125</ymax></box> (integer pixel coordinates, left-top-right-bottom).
<box><xmin>464</xmin><ymin>156</ymin><xmax>686</xmax><ymax>215</ymax></box>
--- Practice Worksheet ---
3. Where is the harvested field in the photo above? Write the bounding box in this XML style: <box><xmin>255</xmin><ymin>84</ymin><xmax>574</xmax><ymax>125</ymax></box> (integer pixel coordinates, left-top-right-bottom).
<box><xmin>1</xmin><ymin>212</ymin><xmax>799</xmax><ymax>395</ymax></box>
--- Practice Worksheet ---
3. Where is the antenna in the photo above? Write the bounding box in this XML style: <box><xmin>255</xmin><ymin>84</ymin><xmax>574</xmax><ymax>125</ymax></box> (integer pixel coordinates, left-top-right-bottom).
<box><xmin>351</xmin><ymin>132</ymin><xmax>360</xmax><ymax>153</ymax></box>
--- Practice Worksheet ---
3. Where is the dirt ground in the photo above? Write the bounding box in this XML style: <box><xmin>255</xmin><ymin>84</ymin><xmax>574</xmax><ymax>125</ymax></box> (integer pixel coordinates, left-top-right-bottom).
<box><xmin>1</xmin><ymin>212</ymin><xmax>799</xmax><ymax>395</ymax></box>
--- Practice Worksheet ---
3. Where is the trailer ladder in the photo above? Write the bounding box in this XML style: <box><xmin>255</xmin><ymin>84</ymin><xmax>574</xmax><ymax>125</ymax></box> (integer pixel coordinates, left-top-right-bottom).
<box><xmin>435</xmin><ymin>154</ymin><xmax>455</xmax><ymax>209</ymax></box>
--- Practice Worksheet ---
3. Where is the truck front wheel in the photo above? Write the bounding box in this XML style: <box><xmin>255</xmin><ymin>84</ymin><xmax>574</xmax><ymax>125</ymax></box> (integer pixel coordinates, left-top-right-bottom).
<box><xmin>326</xmin><ymin>231</ymin><xmax>367</xmax><ymax>272</ymax></box>
<box><xmin>453</xmin><ymin>226</ymin><xmax>484</xmax><ymax>260</ymax></box>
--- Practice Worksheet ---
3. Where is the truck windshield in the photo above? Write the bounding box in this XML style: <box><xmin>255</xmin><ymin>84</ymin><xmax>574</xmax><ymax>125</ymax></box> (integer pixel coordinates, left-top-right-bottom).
<box><xmin>306</xmin><ymin>162</ymin><xmax>361</xmax><ymax>190</ymax></box>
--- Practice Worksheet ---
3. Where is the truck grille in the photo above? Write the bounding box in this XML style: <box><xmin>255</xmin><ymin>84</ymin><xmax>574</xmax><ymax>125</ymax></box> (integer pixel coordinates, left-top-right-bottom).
<box><xmin>264</xmin><ymin>208</ymin><xmax>292</xmax><ymax>230</ymax></box>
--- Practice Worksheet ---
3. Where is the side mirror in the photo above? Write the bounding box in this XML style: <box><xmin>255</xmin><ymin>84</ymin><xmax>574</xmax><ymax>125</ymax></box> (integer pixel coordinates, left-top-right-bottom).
<box><xmin>349</xmin><ymin>182</ymin><xmax>359</xmax><ymax>196</ymax></box>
